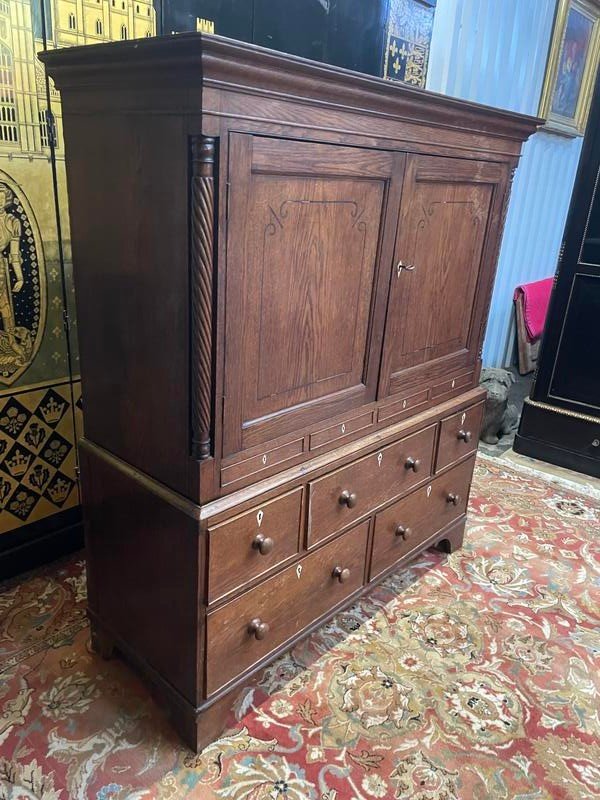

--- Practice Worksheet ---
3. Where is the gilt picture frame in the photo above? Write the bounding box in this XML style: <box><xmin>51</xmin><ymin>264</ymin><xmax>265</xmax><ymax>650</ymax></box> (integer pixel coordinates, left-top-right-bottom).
<box><xmin>539</xmin><ymin>0</ymin><xmax>600</xmax><ymax>136</ymax></box>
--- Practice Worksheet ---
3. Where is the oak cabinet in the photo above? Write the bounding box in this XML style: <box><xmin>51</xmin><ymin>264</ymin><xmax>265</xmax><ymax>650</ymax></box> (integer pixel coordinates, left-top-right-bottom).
<box><xmin>41</xmin><ymin>33</ymin><xmax>538</xmax><ymax>752</ymax></box>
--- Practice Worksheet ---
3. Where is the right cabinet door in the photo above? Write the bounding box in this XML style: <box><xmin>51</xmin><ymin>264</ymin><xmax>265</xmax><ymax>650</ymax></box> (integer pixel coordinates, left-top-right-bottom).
<box><xmin>379</xmin><ymin>154</ymin><xmax>509</xmax><ymax>399</ymax></box>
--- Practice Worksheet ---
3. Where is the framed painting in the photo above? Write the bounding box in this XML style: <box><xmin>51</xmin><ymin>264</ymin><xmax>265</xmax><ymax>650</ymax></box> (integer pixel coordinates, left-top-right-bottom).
<box><xmin>539</xmin><ymin>0</ymin><xmax>600</xmax><ymax>136</ymax></box>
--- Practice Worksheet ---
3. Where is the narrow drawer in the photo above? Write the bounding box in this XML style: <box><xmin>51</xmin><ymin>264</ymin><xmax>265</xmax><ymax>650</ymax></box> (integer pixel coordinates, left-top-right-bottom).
<box><xmin>378</xmin><ymin>388</ymin><xmax>430</xmax><ymax>423</ymax></box>
<box><xmin>221</xmin><ymin>438</ymin><xmax>304</xmax><ymax>487</ymax></box>
<box><xmin>436</xmin><ymin>402</ymin><xmax>484</xmax><ymax>471</ymax></box>
<box><xmin>432</xmin><ymin>371</ymin><xmax>474</xmax><ymax>400</ymax></box>
<box><xmin>206</xmin><ymin>520</ymin><xmax>369</xmax><ymax>695</ymax></box>
<box><xmin>208</xmin><ymin>487</ymin><xmax>303</xmax><ymax>603</ymax></box>
<box><xmin>370</xmin><ymin>455</ymin><xmax>475</xmax><ymax>579</ymax></box>
<box><xmin>310</xmin><ymin>410</ymin><xmax>374</xmax><ymax>450</ymax></box>
<box><xmin>308</xmin><ymin>424</ymin><xmax>436</xmax><ymax>547</ymax></box>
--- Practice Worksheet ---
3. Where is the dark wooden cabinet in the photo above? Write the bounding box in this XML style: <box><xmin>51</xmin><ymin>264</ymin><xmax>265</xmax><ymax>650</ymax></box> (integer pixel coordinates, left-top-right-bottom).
<box><xmin>515</xmin><ymin>69</ymin><xmax>600</xmax><ymax>477</ymax></box>
<box><xmin>41</xmin><ymin>33</ymin><xmax>538</xmax><ymax>752</ymax></box>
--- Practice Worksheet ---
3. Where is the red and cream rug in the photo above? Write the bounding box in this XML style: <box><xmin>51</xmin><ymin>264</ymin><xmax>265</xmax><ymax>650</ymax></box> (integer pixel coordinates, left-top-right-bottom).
<box><xmin>1</xmin><ymin>455</ymin><xmax>599</xmax><ymax>799</ymax></box>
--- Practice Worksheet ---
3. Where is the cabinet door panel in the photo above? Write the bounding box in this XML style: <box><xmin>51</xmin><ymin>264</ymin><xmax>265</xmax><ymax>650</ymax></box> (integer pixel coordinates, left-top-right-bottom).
<box><xmin>379</xmin><ymin>155</ymin><xmax>507</xmax><ymax>397</ymax></box>
<box><xmin>223</xmin><ymin>134</ymin><xmax>403</xmax><ymax>456</ymax></box>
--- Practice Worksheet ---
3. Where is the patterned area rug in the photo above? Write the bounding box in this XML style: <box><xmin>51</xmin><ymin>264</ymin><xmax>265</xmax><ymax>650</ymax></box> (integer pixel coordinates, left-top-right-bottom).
<box><xmin>1</xmin><ymin>455</ymin><xmax>599</xmax><ymax>800</ymax></box>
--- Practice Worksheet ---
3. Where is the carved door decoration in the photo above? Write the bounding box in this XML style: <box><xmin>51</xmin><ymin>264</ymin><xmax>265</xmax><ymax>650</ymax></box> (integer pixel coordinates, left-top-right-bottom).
<box><xmin>379</xmin><ymin>154</ymin><xmax>507</xmax><ymax>398</ymax></box>
<box><xmin>0</xmin><ymin>172</ymin><xmax>46</xmax><ymax>386</ymax></box>
<box><xmin>223</xmin><ymin>134</ymin><xmax>403</xmax><ymax>455</ymax></box>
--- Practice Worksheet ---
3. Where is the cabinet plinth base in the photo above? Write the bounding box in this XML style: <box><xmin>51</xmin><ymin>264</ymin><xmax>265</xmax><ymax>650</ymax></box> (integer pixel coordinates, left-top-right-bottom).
<box><xmin>435</xmin><ymin>521</ymin><xmax>466</xmax><ymax>553</ymax></box>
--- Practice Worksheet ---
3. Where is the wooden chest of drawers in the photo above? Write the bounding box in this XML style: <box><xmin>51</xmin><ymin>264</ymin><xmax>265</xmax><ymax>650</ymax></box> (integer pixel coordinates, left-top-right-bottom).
<box><xmin>42</xmin><ymin>33</ymin><xmax>538</xmax><ymax>751</ymax></box>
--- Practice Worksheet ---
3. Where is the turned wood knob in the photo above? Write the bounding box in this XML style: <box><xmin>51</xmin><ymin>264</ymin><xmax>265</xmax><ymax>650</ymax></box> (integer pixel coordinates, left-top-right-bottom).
<box><xmin>457</xmin><ymin>429</ymin><xmax>472</xmax><ymax>443</ymax></box>
<box><xmin>405</xmin><ymin>456</ymin><xmax>421</xmax><ymax>472</ymax></box>
<box><xmin>447</xmin><ymin>492</ymin><xmax>461</xmax><ymax>506</ymax></box>
<box><xmin>332</xmin><ymin>566</ymin><xmax>351</xmax><ymax>583</ymax></box>
<box><xmin>247</xmin><ymin>618</ymin><xmax>269</xmax><ymax>640</ymax></box>
<box><xmin>395</xmin><ymin>524</ymin><xmax>412</xmax><ymax>540</ymax></box>
<box><xmin>339</xmin><ymin>489</ymin><xmax>357</xmax><ymax>508</ymax></box>
<box><xmin>252</xmin><ymin>533</ymin><xmax>274</xmax><ymax>555</ymax></box>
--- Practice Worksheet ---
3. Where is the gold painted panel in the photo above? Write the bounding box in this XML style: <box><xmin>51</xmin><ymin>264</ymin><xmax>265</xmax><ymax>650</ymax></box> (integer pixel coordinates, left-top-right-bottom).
<box><xmin>0</xmin><ymin>0</ymin><xmax>156</xmax><ymax>536</ymax></box>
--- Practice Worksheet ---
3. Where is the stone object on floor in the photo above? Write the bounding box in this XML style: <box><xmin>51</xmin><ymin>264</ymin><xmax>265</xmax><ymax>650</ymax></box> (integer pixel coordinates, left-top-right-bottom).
<box><xmin>480</xmin><ymin>367</ymin><xmax>519</xmax><ymax>444</ymax></box>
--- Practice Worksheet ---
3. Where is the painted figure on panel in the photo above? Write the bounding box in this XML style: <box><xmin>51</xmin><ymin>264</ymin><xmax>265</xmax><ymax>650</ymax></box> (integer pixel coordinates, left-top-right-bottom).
<box><xmin>0</xmin><ymin>184</ymin><xmax>33</xmax><ymax>378</ymax></box>
<box><xmin>551</xmin><ymin>7</ymin><xmax>593</xmax><ymax>117</ymax></box>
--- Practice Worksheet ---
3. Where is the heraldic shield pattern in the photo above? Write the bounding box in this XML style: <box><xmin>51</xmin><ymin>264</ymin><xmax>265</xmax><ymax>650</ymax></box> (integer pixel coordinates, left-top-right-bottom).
<box><xmin>0</xmin><ymin>382</ymin><xmax>81</xmax><ymax>533</ymax></box>
<box><xmin>0</xmin><ymin>454</ymin><xmax>599</xmax><ymax>799</ymax></box>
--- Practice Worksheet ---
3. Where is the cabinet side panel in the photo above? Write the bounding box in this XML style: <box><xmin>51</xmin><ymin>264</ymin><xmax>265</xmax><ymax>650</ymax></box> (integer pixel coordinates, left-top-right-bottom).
<box><xmin>61</xmin><ymin>106</ymin><xmax>193</xmax><ymax>495</ymax></box>
<box><xmin>81</xmin><ymin>443</ymin><xmax>202</xmax><ymax>704</ymax></box>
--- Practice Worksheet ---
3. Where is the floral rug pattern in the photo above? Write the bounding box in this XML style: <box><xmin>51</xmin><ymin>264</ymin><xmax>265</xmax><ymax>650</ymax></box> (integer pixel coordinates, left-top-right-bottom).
<box><xmin>0</xmin><ymin>455</ymin><xmax>599</xmax><ymax>799</ymax></box>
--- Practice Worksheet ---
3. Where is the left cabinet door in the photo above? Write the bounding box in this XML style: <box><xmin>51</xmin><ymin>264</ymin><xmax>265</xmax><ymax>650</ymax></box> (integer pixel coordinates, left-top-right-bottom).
<box><xmin>222</xmin><ymin>134</ymin><xmax>403</xmax><ymax>457</ymax></box>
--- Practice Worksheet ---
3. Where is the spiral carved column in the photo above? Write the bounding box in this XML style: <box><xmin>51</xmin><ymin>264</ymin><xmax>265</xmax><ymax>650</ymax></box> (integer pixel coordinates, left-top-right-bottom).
<box><xmin>190</xmin><ymin>136</ymin><xmax>216</xmax><ymax>460</ymax></box>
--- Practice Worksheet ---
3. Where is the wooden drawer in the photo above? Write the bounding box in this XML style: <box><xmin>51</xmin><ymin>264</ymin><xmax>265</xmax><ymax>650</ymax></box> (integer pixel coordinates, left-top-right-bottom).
<box><xmin>371</xmin><ymin>455</ymin><xmax>475</xmax><ymax>579</ymax></box>
<box><xmin>308</xmin><ymin>424</ymin><xmax>436</xmax><ymax>546</ymax></box>
<box><xmin>221</xmin><ymin>438</ymin><xmax>304</xmax><ymax>487</ymax></box>
<box><xmin>207</xmin><ymin>488</ymin><xmax>303</xmax><ymax>603</ymax></box>
<box><xmin>206</xmin><ymin>520</ymin><xmax>369</xmax><ymax>695</ymax></box>
<box><xmin>378</xmin><ymin>388</ymin><xmax>430</xmax><ymax>423</ymax></box>
<box><xmin>309</xmin><ymin>410</ymin><xmax>374</xmax><ymax>450</ymax></box>
<box><xmin>432</xmin><ymin>371</ymin><xmax>475</xmax><ymax>400</ymax></box>
<box><xmin>436</xmin><ymin>402</ymin><xmax>484</xmax><ymax>471</ymax></box>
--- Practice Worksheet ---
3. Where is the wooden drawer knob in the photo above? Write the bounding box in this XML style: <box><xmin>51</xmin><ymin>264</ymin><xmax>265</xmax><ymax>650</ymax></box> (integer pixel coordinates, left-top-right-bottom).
<box><xmin>339</xmin><ymin>489</ymin><xmax>357</xmax><ymax>508</ymax></box>
<box><xmin>252</xmin><ymin>533</ymin><xmax>274</xmax><ymax>555</ymax></box>
<box><xmin>447</xmin><ymin>493</ymin><xmax>461</xmax><ymax>506</ymax></box>
<box><xmin>405</xmin><ymin>456</ymin><xmax>421</xmax><ymax>472</ymax></box>
<box><xmin>332</xmin><ymin>566</ymin><xmax>351</xmax><ymax>583</ymax></box>
<box><xmin>457</xmin><ymin>429</ymin><xmax>472</xmax><ymax>443</ymax></box>
<box><xmin>395</xmin><ymin>524</ymin><xmax>412</xmax><ymax>540</ymax></box>
<box><xmin>247</xmin><ymin>618</ymin><xmax>269</xmax><ymax>640</ymax></box>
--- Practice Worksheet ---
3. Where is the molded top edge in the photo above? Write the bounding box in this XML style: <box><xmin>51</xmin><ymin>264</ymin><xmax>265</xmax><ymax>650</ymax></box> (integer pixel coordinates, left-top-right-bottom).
<box><xmin>39</xmin><ymin>32</ymin><xmax>542</xmax><ymax>141</ymax></box>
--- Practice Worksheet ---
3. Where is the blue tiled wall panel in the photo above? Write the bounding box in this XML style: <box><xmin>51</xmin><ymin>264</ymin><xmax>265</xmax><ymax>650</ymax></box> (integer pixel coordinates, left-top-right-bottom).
<box><xmin>426</xmin><ymin>0</ymin><xmax>583</xmax><ymax>366</ymax></box>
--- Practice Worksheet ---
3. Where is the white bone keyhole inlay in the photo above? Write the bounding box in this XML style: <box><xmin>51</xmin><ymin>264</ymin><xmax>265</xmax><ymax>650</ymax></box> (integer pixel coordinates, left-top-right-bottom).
<box><xmin>461</xmin><ymin>412</ymin><xmax>466</xmax><ymax>425</ymax></box>
<box><xmin>296</xmin><ymin>564</ymin><xmax>303</xmax><ymax>579</ymax></box>
<box><xmin>257</xmin><ymin>510</ymin><xmax>264</xmax><ymax>527</ymax></box>
<box><xmin>341</xmin><ymin>423</ymin><xmax>346</xmax><ymax>434</ymax></box>
<box><xmin>402</xmin><ymin>399</ymin><xmax>407</xmax><ymax>409</ymax></box>
<box><xmin>427</xmin><ymin>485</ymin><xmax>432</xmax><ymax>498</ymax></box>
<box><xmin>262</xmin><ymin>454</ymin><xmax>267</xmax><ymax>465</ymax></box>
<box><xmin>377</xmin><ymin>452</ymin><xmax>383</xmax><ymax>467</ymax></box>
<box><xmin>452</xmin><ymin>379</ymin><xmax>456</xmax><ymax>389</ymax></box>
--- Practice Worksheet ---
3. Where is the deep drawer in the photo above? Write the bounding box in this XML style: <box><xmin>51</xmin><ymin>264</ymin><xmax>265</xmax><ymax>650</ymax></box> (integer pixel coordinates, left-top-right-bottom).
<box><xmin>370</xmin><ymin>455</ymin><xmax>475</xmax><ymax>579</ymax></box>
<box><xmin>207</xmin><ymin>487</ymin><xmax>303</xmax><ymax>602</ymax></box>
<box><xmin>308</xmin><ymin>424</ymin><xmax>436</xmax><ymax>546</ymax></box>
<box><xmin>206</xmin><ymin>520</ymin><xmax>369</xmax><ymax>695</ymax></box>
<box><xmin>436</xmin><ymin>402</ymin><xmax>484</xmax><ymax>471</ymax></box>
